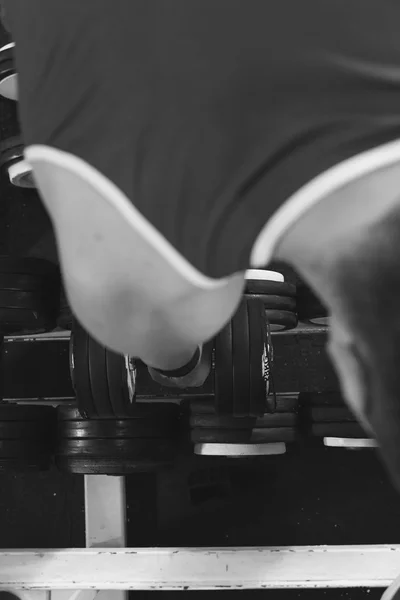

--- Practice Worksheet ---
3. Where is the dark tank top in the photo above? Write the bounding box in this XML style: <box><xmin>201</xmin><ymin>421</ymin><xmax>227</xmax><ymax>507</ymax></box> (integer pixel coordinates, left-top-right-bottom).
<box><xmin>5</xmin><ymin>0</ymin><xmax>400</xmax><ymax>277</ymax></box>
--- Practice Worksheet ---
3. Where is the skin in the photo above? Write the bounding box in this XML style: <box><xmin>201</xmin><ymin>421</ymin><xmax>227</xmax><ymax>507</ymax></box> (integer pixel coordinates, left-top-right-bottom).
<box><xmin>274</xmin><ymin>160</ymin><xmax>400</xmax><ymax>492</ymax></box>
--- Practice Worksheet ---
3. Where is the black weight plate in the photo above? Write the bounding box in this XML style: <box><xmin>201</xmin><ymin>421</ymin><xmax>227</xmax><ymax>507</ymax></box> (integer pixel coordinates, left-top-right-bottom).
<box><xmin>275</xmin><ymin>394</ymin><xmax>299</xmax><ymax>413</ymax></box>
<box><xmin>0</xmin><ymin>290</ymin><xmax>49</xmax><ymax>310</ymax></box>
<box><xmin>107</xmin><ymin>351</ymin><xmax>134</xmax><ymax>417</ymax></box>
<box><xmin>306</xmin><ymin>406</ymin><xmax>356</xmax><ymax>423</ymax></box>
<box><xmin>188</xmin><ymin>399</ymin><xmax>217</xmax><ymax>414</ymax></box>
<box><xmin>60</xmin><ymin>419</ymin><xmax>178</xmax><ymax>439</ymax></box>
<box><xmin>248</xmin><ymin>294</ymin><xmax>296</xmax><ymax>311</ymax></box>
<box><xmin>72</xmin><ymin>319</ymin><xmax>96</xmax><ymax>418</ymax></box>
<box><xmin>0</xmin><ymin>134</ymin><xmax>22</xmax><ymax>154</ymax></box>
<box><xmin>190</xmin><ymin>413</ymin><xmax>296</xmax><ymax>429</ymax></box>
<box><xmin>312</xmin><ymin>422</ymin><xmax>369</xmax><ymax>438</ymax></box>
<box><xmin>190</xmin><ymin>427</ymin><xmax>297</xmax><ymax>444</ymax></box>
<box><xmin>0</xmin><ymin>257</ymin><xmax>59</xmax><ymax>278</ymax></box>
<box><xmin>0</xmin><ymin>405</ymin><xmax>55</xmax><ymax>421</ymax></box>
<box><xmin>265</xmin><ymin>310</ymin><xmax>298</xmax><ymax>331</ymax></box>
<box><xmin>0</xmin><ymin>439</ymin><xmax>52</xmax><ymax>457</ymax></box>
<box><xmin>245</xmin><ymin>280</ymin><xmax>296</xmax><ymax>297</ymax></box>
<box><xmin>214</xmin><ymin>320</ymin><xmax>234</xmax><ymax>414</ymax></box>
<box><xmin>57</xmin><ymin>402</ymin><xmax>180</xmax><ymax>422</ymax></box>
<box><xmin>248</xmin><ymin>299</ymin><xmax>269</xmax><ymax>416</ymax></box>
<box><xmin>55</xmin><ymin>455</ymin><xmax>174</xmax><ymax>475</ymax></box>
<box><xmin>0</xmin><ymin>457</ymin><xmax>52</xmax><ymax>472</ymax></box>
<box><xmin>232</xmin><ymin>299</ymin><xmax>250</xmax><ymax>417</ymax></box>
<box><xmin>255</xmin><ymin>413</ymin><xmax>297</xmax><ymax>427</ymax></box>
<box><xmin>299</xmin><ymin>392</ymin><xmax>345</xmax><ymax>407</ymax></box>
<box><xmin>0</xmin><ymin>421</ymin><xmax>50</xmax><ymax>438</ymax></box>
<box><xmin>0</xmin><ymin>308</ymin><xmax>52</xmax><ymax>333</ymax></box>
<box><xmin>88</xmin><ymin>335</ymin><xmax>113</xmax><ymax>418</ymax></box>
<box><xmin>190</xmin><ymin>415</ymin><xmax>255</xmax><ymax>429</ymax></box>
<box><xmin>0</xmin><ymin>273</ymin><xmax>49</xmax><ymax>292</ymax></box>
<box><xmin>58</xmin><ymin>438</ymin><xmax>176</xmax><ymax>459</ymax></box>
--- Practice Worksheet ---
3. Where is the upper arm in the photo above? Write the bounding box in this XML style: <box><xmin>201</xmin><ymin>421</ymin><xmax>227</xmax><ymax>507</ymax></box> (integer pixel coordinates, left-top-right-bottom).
<box><xmin>27</xmin><ymin>147</ymin><xmax>246</xmax><ymax>358</ymax></box>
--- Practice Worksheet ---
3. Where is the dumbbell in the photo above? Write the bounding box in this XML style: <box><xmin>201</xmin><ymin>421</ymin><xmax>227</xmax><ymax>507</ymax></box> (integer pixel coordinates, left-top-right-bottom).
<box><xmin>185</xmin><ymin>393</ymin><xmax>299</xmax><ymax>457</ymax></box>
<box><xmin>71</xmin><ymin>269</ymin><xmax>297</xmax><ymax>419</ymax></box>
<box><xmin>0</xmin><ymin>257</ymin><xmax>60</xmax><ymax>335</ymax></box>
<box><xmin>55</xmin><ymin>404</ymin><xmax>181</xmax><ymax>475</ymax></box>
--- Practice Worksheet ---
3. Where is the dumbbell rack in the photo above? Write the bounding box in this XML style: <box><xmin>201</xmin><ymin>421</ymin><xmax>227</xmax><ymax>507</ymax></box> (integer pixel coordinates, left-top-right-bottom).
<box><xmin>1</xmin><ymin>331</ymin><xmax>399</xmax><ymax>599</ymax></box>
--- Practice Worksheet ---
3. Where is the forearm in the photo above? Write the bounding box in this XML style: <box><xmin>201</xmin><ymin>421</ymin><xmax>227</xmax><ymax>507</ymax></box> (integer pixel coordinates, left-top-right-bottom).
<box><xmin>127</xmin><ymin>310</ymin><xmax>199</xmax><ymax>371</ymax></box>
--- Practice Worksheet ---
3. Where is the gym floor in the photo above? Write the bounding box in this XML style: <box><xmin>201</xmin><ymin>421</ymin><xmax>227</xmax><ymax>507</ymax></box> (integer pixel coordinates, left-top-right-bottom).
<box><xmin>0</xmin><ymin>132</ymin><xmax>399</xmax><ymax>599</ymax></box>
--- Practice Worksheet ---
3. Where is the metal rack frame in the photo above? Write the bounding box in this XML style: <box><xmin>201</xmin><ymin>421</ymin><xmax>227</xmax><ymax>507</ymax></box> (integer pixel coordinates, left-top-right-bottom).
<box><xmin>0</xmin><ymin>332</ymin><xmax>397</xmax><ymax>598</ymax></box>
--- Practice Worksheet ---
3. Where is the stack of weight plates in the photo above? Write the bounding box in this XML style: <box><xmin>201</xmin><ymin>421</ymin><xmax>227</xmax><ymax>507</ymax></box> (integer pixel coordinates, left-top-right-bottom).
<box><xmin>56</xmin><ymin>404</ymin><xmax>181</xmax><ymax>475</ymax></box>
<box><xmin>299</xmin><ymin>392</ymin><xmax>377</xmax><ymax>449</ymax></box>
<box><xmin>296</xmin><ymin>283</ymin><xmax>330</xmax><ymax>327</ymax></box>
<box><xmin>187</xmin><ymin>394</ymin><xmax>299</xmax><ymax>457</ymax></box>
<box><xmin>0</xmin><ymin>100</ymin><xmax>33</xmax><ymax>188</ymax></box>
<box><xmin>245</xmin><ymin>269</ymin><xmax>297</xmax><ymax>332</ymax></box>
<box><xmin>0</xmin><ymin>404</ymin><xmax>56</xmax><ymax>471</ymax></box>
<box><xmin>70</xmin><ymin>318</ymin><xmax>137</xmax><ymax>418</ymax></box>
<box><xmin>0</xmin><ymin>257</ymin><xmax>60</xmax><ymax>335</ymax></box>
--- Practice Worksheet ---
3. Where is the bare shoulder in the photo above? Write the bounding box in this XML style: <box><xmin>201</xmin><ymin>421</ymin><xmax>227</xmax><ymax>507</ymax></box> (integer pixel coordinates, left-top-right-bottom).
<box><xmin>27</xmin><ymin>145</ymin><xmax>246</xmax><ymax>349</ymax></box>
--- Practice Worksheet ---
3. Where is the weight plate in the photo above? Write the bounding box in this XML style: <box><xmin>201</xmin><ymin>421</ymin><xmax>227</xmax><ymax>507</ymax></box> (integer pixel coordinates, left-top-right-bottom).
<box><xmin>57</xmin><ymin>402</ymin><xmax>180</xmax><ymax>421</ymax></box>
<box><xmin>265</xmin><ymin>309</ymin><xmax>298</xmax><ymax>331</ymax></box>
<box><xmin>275</xmin><ymin>394</ymin><xmax>299</xmax><ymax>413</ymax></box>
<box><xmin>190</xmin><ymin>415</ymin><xmax>255</xmax><ymax>429</ymax></box>
<box><xmin>57</xmin><ymin>438</ymin><xmax>177</xmax><ymax>458</ymax></box>
<box><xmin>255</xmin><ymin>413</ymin><xmax>297</xmax><ymax>427</ymax></box>
<box><xmin>299</xmin><ymin>392</ymin><xmax>345</xmax><ymax>407</ymax></box>
<box><xmin>311</xmin><ymin>422</ymin><xmax>368</xmax><ymax>438</ymax></box>
<box><xmin>60</xmin><ymin>418</ymin><xmax>178</xmax><ymax>439</ymax></box>
<box><xmin>0</xmin><ymin>439</ymin><xmax>52</xmax><ymax>457</ymax></box>
<box><xmin>0</xmin><ymin>273</ymin><xmax>49</xmax><ymax>292</ymax></box>
<box><xmin>306</xmin><ymin>406</ymin><xmax>356</xmax><ymax>423</ymax></box>
<box><xmin>188</xmin><ymin>399</ymin><xmax>217</xmax><ymax>414</ymax></box>
<box><xmin>248</xmin><ymin>294</ymin><xmax>296</xmax><ymax>312</ymax></box>
<box><xmin>0</xmin><ymin>290</ymin><xmax>49</xmax><ymax>310</ymax></box>
<box><xmin>72</xmin><ymin>319</ymin><xmax>96</xmax><ymax>418</ymax></box>
<box><xmin>0</xmin><ymin>308</ymin><xmax>52</xmax><ymax>335</ymax></box>
<box><xmin>189</xmin><ymin>396</ymin><xmax>295</xmax><ymax>416</ymax></box>
<box><xmin>248</xmin><ymin>299</ymin><xmax>269</xmax><ymax>416</ymax></box>
<box><xmin>0</xmin><ymin>405</ymin><xmax>55</xmax><ymax>421</ymax></box>
<box><xmin>245</xmin><ymin>280</ymin><xmax>296</xmax><ymax>297</ymax></box>
<box><xmin>190</xmin><ymin>427</ymin><xmax>297</xmax><ymax>444</ymax></box>
<box><xmin>190</xmin><ymin>412</ymin><xmax>296</xmax><ymax>429</ymax></box>
<box><xmin>107</xmin><ymin>352</ymin><xmax>136</xmax><ymax>417</ymax></box>
<box><xmin>55</xmin><ymin>455</ymin><xmax>174</xmax><ymax>475</ymax></box>
<box><xmin>0</xmin><ymin>421</ymin><xmax>51</xmax><ymax>438</ymax></box>
<box><xmin>194</xmin><ymin>442</ymin><xmax>287</xmax><ymax>457</ymax></box>
<box><xmin>0</xmin><ymin>257</ymin><xmax>59</xmax><ymax>278</ymax></box>
<box><xmin>214</xmin><ymin>319</ymin><xmax>234</xmax><ymax>414</ymax></box>
<box><xmin>88</xmin><ymin>334</ymin><xmax>114</xmax><ymax>418</ymax></box>
<box><xmin>232</xmin><ymin>299</ymin><xmax>250</xmax><ymax>416</ymax></box>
